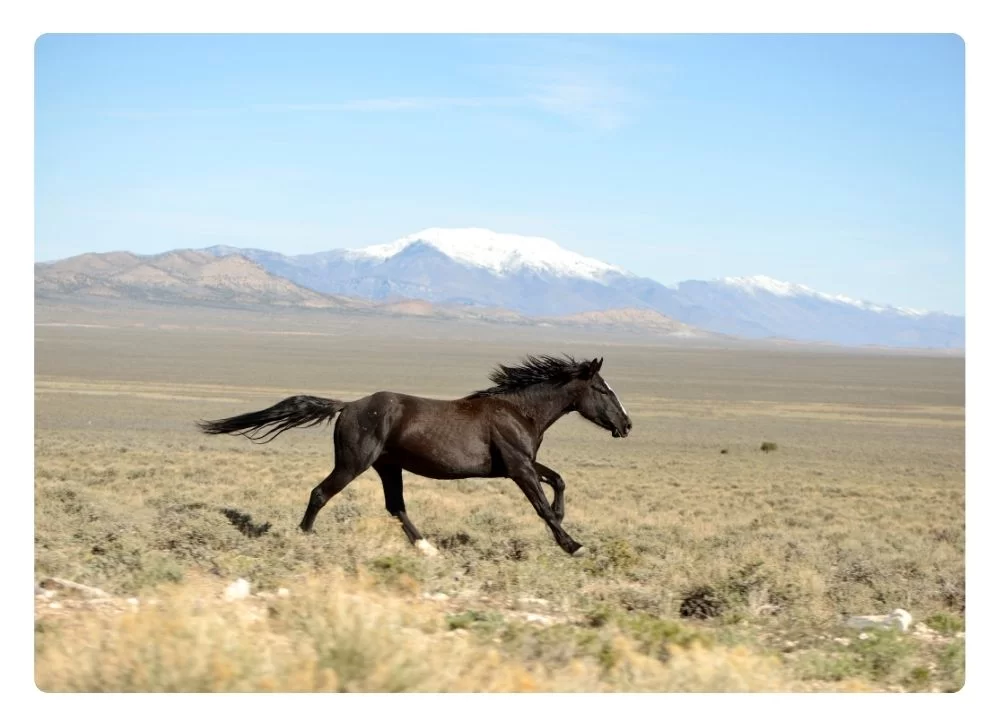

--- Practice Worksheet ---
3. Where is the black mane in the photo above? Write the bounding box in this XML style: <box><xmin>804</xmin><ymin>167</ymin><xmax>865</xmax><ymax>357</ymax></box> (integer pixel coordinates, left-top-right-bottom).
<box><xmin>465</xmin><ymin>354</ymin><xmax>591</xmax><ymax>398</ymax></box>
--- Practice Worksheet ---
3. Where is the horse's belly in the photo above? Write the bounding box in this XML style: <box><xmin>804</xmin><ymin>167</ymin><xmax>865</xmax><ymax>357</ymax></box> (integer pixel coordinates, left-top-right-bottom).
<box><xmin>392</xmin><ymin>438</ymin><xmax>493</xmax><ymax>479</ymax></box>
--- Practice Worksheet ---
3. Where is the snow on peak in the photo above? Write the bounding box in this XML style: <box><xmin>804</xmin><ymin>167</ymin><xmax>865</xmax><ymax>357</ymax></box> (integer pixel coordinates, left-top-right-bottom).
<box><xmin>349</xmin><ymin>227</ymin><xmax>628</xmax><ymax>281</ymax></box>
<box><xmin>720</xmin><ymin>275</ymin><xmax>927</xmax><ymax>317</ymax></box>
<box><xmin>722</xmin><ymin>275</ymin><xmax>812</xmax><ymax>298</ymax></box>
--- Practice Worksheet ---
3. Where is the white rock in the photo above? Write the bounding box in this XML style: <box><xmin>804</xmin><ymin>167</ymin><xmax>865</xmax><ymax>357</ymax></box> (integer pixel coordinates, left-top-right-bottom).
<box><xmin>38</xmin><ymin>577</ymin><xmax>111</xmax><ymax>600</ymax></box>
<box><xmin>224</xmin><ymin>578</ymin><xmax>252</xmax><ymax>601</ymax></box>
<box><xmin>893</xmin><ymin>608</ymin><xmax>914</xmax><ymax>631</ymax></box>
<box><xmin>277</xmin><ymin>587</ymin><xmax>291</xmax><ymax>598</ymax></box>
<box><xmin>844</xmin><ymin>608</ymin><xmax>912</xmax><ymax>632</ymax></box>
<box><xmin>518</xmin><ymin>597</ymin><xmax>550</xmax><ymax>607</ymax></box>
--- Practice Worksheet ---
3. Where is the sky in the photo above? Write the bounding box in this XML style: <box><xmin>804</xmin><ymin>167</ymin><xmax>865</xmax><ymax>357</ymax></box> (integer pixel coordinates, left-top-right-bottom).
<box><xmin>34</xmin><ymin>33</ymin><xmax>965</xmax><ymax>314</ymax></box>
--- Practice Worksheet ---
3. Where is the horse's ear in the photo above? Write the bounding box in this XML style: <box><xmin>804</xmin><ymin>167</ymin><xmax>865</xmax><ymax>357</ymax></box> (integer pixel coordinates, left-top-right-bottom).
<box><xmin>587</xmin><ymin>357</ymin><xmax>603</xmax><ymax>378</ymax></box>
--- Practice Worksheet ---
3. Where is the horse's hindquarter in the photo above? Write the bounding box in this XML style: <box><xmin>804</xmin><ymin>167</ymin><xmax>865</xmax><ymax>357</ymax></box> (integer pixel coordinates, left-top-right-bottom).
<box><xmin>382</xmin><ymin>394</ymin><xmax>494</xmax><ymax>479</ymax></box>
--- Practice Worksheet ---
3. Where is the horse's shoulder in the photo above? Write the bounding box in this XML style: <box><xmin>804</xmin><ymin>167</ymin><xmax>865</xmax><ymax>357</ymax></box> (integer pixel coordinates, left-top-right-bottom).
<box><xmin>484</xmin><ymin>398</ymin><xmax>534</xmax><ymax>429</ymax></box>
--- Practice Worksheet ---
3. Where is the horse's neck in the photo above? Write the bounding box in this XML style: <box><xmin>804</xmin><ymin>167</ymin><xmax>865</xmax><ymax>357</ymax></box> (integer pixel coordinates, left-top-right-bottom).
<box><xmin>506</xmin><ymin>385</ymin><xmax>575</xmax><ymax>435</ymax></box>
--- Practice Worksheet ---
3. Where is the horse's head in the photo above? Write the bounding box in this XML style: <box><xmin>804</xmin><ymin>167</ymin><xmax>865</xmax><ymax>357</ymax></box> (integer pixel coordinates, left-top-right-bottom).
<box><xmin>573</xmin><ymin>358</ymin><xmax>633</xmax><ymax>439</ymax></box>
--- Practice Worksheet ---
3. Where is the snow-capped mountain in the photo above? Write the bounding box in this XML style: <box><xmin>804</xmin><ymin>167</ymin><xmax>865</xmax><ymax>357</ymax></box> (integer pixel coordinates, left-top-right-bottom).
<box><xmin>201</xmin><ymin>228</ymin><xmax>964</xmax><ymax>349</ymax></box>
<box><xmin>720</xmin><ymin>275</ymin><xmax>926</xmax><ymax>317</ymax></box>
<box><xmin>349</xmin><ymin>228</ymin><xmax>628</xmax><ymax>281</ymax></box>
<box><xmin>203</xmin><ymin>228</ymin><xmax>640</xmax><ymax>317</ymax></box>
<box><xmin>639</xmin><ymin>276</ymin><xmax>963</xmax><ymax>348</ymax></box>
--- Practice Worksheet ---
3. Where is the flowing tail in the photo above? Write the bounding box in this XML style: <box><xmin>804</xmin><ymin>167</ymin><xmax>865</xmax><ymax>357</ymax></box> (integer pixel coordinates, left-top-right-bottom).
<box><xmin>197</xmin><ymin>395</ymin><xmax>347</xmax><ymax>444</ymax></box>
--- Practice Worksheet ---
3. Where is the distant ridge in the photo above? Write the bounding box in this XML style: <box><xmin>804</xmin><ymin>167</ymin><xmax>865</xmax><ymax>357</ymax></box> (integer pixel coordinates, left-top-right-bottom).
<box><xmin>549</xmin><ymin>308</ymin><xmax>721</xmax><ymax>338</ymax></box>
<box><xmin>34</xmin><ymin>249</ymin><xmax>719</xmax><ymax>341</ymax></box>
<box><xmin>197</xmin><ymin>227</ymin><xmax>963</xmax><ymax>349</ymax></box>
<box><xmin>34</xmin><ymin>250</ymin><xmax>364</xmax><ymax>309</ymax></box>
<box><xmin>36</xmin><ymin>224</ymin><xmax>965</xmax><ymax>349</ymax></box>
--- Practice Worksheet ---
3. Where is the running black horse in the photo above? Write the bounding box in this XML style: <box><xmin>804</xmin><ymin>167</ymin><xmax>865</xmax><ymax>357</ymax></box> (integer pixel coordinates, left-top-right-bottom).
<box><xmin>197</xmin><ymin>355</ymin><xmax>632</xmax><ymax>557</ymax></box>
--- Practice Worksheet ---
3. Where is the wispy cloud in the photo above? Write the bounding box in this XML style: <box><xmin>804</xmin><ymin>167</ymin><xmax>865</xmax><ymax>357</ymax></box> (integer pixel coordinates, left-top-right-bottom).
<box><xmin>250</xmin><ymin>96</ymin><xmax>525</xmax><ymax>113</ymax></box>
<box><xmin>474</xmin><ymin>36</ymin><xmax>672</xmax><ymax>131</ymax></box>
<box><xmin>526</xmin><ymin>74</ymin><xmax>635</xmax><ymax>131</ymax></box>
<box><xmin>104</xmin><ymin>96</ymin><xmax>526</xmax><ymax>120</ymax></box>
<box><xmin>101</xmin><ymin>37</ymin><xmax>666</xmax><ymax>131</ymax></box>
<box><xmin>105</xmin><ymin>107</ymin><xmax>243</xmax><ymax>120</ymax></box>
<box><xmin>104</xmin><ymin>88</ymin><xmax>624</xmax><ymax>125</ymax></box>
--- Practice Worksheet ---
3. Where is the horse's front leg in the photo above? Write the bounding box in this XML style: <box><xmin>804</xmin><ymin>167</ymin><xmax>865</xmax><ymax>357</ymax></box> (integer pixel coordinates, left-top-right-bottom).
<box><xmin>534</xmin><ymin>462</ymin><xmax>566</xmax><ymax>524</ymax></box>
<box><xmin>507</xmin><ymin>459</ymin><xmax>584</xmax><ymax>556</ymax></box>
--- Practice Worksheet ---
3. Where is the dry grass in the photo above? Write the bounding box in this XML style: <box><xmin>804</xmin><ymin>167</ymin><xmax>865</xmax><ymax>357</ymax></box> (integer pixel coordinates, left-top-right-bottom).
<box><xmin>36</xmin><ymin>572</ymin><xmax>823</xmax><ymax>693</ymax></box>
<box><xmin>34</xmin><ymin>301</ymin><xmax>966</xmax><ymax>693</ymax></box>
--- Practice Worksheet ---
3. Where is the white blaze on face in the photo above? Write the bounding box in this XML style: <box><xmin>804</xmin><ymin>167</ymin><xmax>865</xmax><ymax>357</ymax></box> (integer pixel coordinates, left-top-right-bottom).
<box><xmin>605</xmin><ymin>379</ymin><xmax>628</xmax><ymax>416</ymax></box>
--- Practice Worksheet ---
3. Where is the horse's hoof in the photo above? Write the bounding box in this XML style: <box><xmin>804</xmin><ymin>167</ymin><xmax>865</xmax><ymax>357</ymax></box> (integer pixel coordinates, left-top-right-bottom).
<box><xmin>415</xmin><ymin>539</ymin><xmax>439</xmax><ymax>557</ymax></box>
<box><xmin>571</xmin><ymin>546</ymin><xmax>587</xmax><ymax>558</ymax></box>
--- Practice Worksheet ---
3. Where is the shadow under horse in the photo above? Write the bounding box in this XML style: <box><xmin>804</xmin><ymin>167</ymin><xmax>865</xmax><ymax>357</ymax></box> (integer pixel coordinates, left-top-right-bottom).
<box><xmin>197</xmin><ymin>355</ymin><xmax>632</xmax><ymax>557</ymax></box>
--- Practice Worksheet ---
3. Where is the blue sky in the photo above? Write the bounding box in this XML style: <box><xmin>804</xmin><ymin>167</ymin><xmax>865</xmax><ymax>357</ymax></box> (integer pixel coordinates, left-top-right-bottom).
<box><xmin>35</xmin><ymin>34</ymin><xmax>964</xmax><ymax>314</ymax></box>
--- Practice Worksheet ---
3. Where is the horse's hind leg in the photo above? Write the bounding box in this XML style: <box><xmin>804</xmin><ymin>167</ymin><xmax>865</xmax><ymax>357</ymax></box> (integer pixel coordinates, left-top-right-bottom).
<box><xmin>298</xmin><ymin>465</ymin><xmax>360</xmax><ymax>533</ymax></box>
<box><xmin>373</xmin><ymin>460</ymin><xmax>437</xmax><ymax>557</ymax></box>
<box><xmin>299</xmin><ymin>410</ymin><xmax>385</xmax><ymax>532</ymax></box>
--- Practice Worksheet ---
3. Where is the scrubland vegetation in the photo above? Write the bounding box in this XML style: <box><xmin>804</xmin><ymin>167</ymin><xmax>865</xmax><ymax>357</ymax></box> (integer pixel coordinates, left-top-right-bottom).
<box><xmin>35</xmin><ymin>305</ymin><xmax>965</xmax><ymax>692</ymax></box>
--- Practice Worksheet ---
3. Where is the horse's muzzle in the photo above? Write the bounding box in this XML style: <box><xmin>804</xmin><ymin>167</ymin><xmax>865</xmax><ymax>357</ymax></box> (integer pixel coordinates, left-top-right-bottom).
<box><xmin>612</xmin><ymin>420</ymin><xmax>632</xmax><ymax>438</ymax></box>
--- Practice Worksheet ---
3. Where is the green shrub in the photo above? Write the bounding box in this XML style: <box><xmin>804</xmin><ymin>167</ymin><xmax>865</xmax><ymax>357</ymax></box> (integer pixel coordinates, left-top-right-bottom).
<box><xmin>446</xmin><ymin>610</ymin><xmax>504</xmax><ymax>632</ymax></box>
<box><xmin>925</xmin><ymin>612</ymin><xmax>964</xmax><ymax>635</ymax></box>
<box><xmin>937</xmin><ymin>641</ymin><xmax>966</xmax><ymax>692</ymax></box>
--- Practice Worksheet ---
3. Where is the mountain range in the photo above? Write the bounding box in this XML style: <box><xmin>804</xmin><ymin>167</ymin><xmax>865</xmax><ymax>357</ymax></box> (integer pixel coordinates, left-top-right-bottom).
<box><xmin>35</xmin><ymin>227</ymin><xmax>963</xmax><ymax>349</ymax></box>
<box><xmin>34</xmin><ymin>249</ymin><xmax>365</xmax><ymax>310</ymax></box>
<box><xmin>33</xmin><ymin>246</ymin><xmax>717</xmax><ymax>340</ymax></box>
<box><xmin>197</xmin><ymin>228</ymin><xmax>963</xmax><ymax>349</ymax></box>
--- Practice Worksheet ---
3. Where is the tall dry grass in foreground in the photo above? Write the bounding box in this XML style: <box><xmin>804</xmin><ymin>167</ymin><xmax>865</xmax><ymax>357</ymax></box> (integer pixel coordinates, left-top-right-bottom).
<box><xmin>36</xmin><ymin>572</ymin><xmax>839</xmax><ymax>693</ymax></box>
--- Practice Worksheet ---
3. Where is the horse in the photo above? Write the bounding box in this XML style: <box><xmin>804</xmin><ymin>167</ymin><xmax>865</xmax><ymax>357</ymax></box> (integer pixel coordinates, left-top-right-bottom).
<box><xmin>196</xmin><ymin>354</ymin><xmax>632</xmax><ymax>557</ymax></box>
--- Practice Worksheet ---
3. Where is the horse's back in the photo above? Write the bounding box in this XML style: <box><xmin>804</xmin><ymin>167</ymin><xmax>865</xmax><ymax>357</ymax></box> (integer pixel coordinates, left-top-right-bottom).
<box><xmin>347</xmin><ymin>390</ymin><xmax>455</xmax><ymax>414</ymax></box>
<box><xmin>344</xmin><ymin>390</ymin><xmax>495</xmax><ymax>478</ymax></box>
